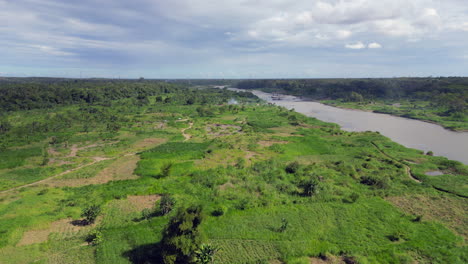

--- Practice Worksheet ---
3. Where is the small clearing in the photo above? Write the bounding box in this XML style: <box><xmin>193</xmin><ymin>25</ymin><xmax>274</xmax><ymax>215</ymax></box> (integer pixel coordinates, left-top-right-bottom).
<box><xmin>387</xmin><ymin>194</ymin><xmax>468</xmax><ymax>239</ymax></box>
<box><xmin>206</xmin><ymin>124</ymin><xmax>242</xmax><ymax>136</ymax></box>
<box><xmin>425</xmin><ymin>171</ymin><xmax>445</xmax><ymax>176</ymax></box>
<box><xmin>126</xmin><ymin>194</ymin><xmax>161</xmax><ymax>211</ymax></box>
<box><xmin>257</xmin><ymin>140</ymin><xmax>288</xmax><ymax>147</ymax></box>
<box><xmin>132</xmin><ymin>138</ymin><xmax>167</xmax><ymax>151</ymax></box>
<box><xmin>47</xmin><ymin>156</ymin><xmax>139</xmax><ymax>187</ymax></box>
<box><xmin>17</xmin><ymin>218</ymin><xmax>93</xmax><ymax>246</ymax></box>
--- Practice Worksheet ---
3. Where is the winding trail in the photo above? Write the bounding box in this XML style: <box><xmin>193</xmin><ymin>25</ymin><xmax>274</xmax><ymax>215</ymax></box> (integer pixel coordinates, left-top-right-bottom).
<box><xmin>181</xmin><ymin>122</ymin><xmax>193</xmax><ymax>141</ymax></box>
<box><xmin>371</xmin><ymin>141</ymin><xmax>467</xmax><ymax>199</ymax></box>
<box><xmin>0</xmin><ymin>156</ymin><xmax>113</xmax><ymax>195</ymax></box>
<box><xmin>371</xmin><ymin>141</ymin><xmax>421</xmax><ymax>183</ymax></box>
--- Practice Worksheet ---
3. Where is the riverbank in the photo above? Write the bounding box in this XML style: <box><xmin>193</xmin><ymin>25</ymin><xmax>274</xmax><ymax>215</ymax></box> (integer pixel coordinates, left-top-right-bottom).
<box><xmin>241</xmin><ymin>87</ymin><xmax>467</xmax><ymax>132</ymax></box>
<box><xmin>247</xmin><ymin>89</ymin><xmax>468</xmax><ymax>165</ymax></box>
<box><xmin>319</xmin><ymin>100</ymin><xmax>468</xmax><ymax>132</ymax></box>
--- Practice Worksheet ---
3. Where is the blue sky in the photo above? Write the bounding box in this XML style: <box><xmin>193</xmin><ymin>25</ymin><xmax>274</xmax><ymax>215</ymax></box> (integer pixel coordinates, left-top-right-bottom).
<box><xmin>1</xmin><ymin>0</ymin><xmax>468</xmax><ymax>78</ymax></box>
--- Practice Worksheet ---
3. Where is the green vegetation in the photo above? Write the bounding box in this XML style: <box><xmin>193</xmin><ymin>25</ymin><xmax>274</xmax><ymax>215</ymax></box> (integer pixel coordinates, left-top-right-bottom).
<box><xmin>0</xmin><ymin>79</ymin><xmax>467</xmax><ymax>264</ymax></box>
<box><xmin>237</xmin><ymin>78</ymin><xmax>468</xmax><ymax>130</ymax></box>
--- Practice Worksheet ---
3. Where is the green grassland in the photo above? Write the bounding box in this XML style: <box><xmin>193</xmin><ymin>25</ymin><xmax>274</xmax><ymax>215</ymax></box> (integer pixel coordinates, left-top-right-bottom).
<box><xmin>0</xmin><ymin>84</ymin><xmax>467</xmax><ymax>264</ymax></box>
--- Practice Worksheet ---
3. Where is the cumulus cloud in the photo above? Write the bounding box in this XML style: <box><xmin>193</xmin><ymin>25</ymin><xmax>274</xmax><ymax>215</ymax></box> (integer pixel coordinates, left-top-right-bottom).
<box><xmin>368</xmin><ymin>42</ymin><xmax>382</xmax><ymax>49</ymax></box>
<box><xmin>0</xmin><ymin>0</ymin><xmax>468</xmax><ymax>77</ymax></box>
<box><xmin>345</xmin><ymin>42</ymin><xmax>366</xmax><ymax>49</ymax></box>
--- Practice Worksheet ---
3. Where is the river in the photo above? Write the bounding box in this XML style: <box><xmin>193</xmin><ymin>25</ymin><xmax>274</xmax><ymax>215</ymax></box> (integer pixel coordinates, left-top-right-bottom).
<box><xmin>233</xmin><ymin>89</ymin><xmax>468</xmax><ymax>164</ymax></box>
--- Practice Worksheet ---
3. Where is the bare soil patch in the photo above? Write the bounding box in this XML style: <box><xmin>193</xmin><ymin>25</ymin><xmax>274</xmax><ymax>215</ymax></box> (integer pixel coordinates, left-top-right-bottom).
<box><xmin>126</xmin><ymin>194</ymin><xmax>161</xmax><ymax>211</ymax></box>
<box><xmin>257</xmin><ymin>140</ymin><xmax>288</xmax><ymax>147</ymax></box>
<box><xmin>219</xmin><ymin>182</ymin><xmax>234</xmax><ymax>191</ymax></box>
<box><xmin>269</xmin><ymin>126</ymin><xmax>300</xmax><ymax>137</ymax></box>
<box><xmin>387</xmin><ymin>194</ymin><xmax>468</xmax><ymax>239</ymax></box>
<box><xmin>206</xmin><ymin>124</ymin><xmax>242</xmax><ymax>136</ymax></box>
<box><xmin>47</xmin><ymin>156</ymin><xmax>139</xmax><ymax>187</ymax></box>
<box><xmin>133</xmin><ymin>138</ymin><xmax>167</xmax><ymax>151</ymax></box>
<box><xmin>182</xmin><ymin>122</ymin><xmax>194</xmax><ymax>141</ymax></box>
<box><xmin>17</xmin><ymin>218</ymin><xmax>93</xmax><ymax>246</ymax></box>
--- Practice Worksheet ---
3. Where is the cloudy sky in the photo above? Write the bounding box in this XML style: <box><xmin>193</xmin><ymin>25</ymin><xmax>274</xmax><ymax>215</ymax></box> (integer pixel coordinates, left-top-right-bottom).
<box><xmin>1</xmin><ymin>0</ymin><xmax>468</xmax><ymax>78</ymax></box>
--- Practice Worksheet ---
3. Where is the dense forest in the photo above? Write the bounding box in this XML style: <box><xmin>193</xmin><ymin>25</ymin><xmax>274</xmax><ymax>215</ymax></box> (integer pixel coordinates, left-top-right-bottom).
<box><xmin>237</xmin><ymin>78</ymin><xmax>467</xmax><ymax>113</ymax></box>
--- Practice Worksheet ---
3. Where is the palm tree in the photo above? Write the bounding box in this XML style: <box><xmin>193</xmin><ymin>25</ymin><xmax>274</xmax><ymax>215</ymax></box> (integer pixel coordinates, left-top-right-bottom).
<box><xmin>194</xmin><ymin>244</ymin><xmax>220</xmax><ymax>264</ymax></box>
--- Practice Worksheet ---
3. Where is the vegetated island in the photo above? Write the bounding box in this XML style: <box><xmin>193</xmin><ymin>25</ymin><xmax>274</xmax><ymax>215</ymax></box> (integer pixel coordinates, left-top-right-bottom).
<box><xmin>0</xmin><ymin>78</ymin><xmax>467</xmax><ymax>264</ymax></box>
<box><xmin>236</xmin><ymin>78</ymin><xmax>468</xmax><ymax>131</ymax></box>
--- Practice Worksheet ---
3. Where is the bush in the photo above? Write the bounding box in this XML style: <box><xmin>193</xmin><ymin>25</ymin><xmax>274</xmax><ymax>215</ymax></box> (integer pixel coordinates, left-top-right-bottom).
<box><xmin>81</xmin><ymin>205</ymin><xmax>101</xmax><ymax>225</ymax></box>
<box><xmin>285</xmin><ymin>161</ymin><xmax>300</xmax><ymax>174</ymax></box>
<box><xmin>86</xmin><ymin>229</ymin><xmax>103</xmax><ymax>245</ymax></box>
<box><xmin>211</xmin><ymin>205</ymin><xmax>227</xmax><ymax>217</ymax></box>
<box><xmin>161</xmin><ymin>205</ymin><xmax>204</xmax><ymax>264</ymax></box>
<box><xmin>160</xmin><ymin>162</ymin><xmax>173</xmax><ymax>178</ymax></box>
<box><xmin>297</xmin><ymin>177</ymin><xmax>319</xmax><ymax>196</ymax></box>
<box><xmin>360</xmin><ymin>175</ymin><xmax>390</xmax><ymax>189</ymax></box>
<box><xmin>159</xmin><ymin>194</ymin><xmax>176</xmax><ymax>216</ymax></box>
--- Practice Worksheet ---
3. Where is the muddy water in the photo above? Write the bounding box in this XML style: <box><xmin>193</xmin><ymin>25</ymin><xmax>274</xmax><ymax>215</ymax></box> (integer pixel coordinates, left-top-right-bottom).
<box><xmin>239</xmin><ymin>89</ymin><xmax>468</xmax><ymax>164</ymax></box>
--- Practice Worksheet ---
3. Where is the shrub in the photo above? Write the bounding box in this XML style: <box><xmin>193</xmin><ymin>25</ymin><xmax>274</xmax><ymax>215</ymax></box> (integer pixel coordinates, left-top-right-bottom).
<box><xmin>194</xmin><ymin>244</ymin><xmax>220</xmax><ymax>264</ymax></box>
<box><xmin>278</xmin><ymin>218</ymin><xmax>289</xmax><ymax>232</ymax></box>
<box><xmin>160</xmin><ymin>162</ymin><xmax>173</xmax><ymax>178</ymax></box>
<box><xmin>285</xmin><ymin>161</ymin><xmax>300</xmax><ymax>174</ymax></box>
<box><xmin>86</xmin><ymin>229</ymin><xmax>103</xmax><ymax>245</ymax></box>
<box><xmin>297</xmin><ymin>177</ymin><xmax>319</xmax><ymax>196</ymax></box>
<box><xmin>360</xmin><ymin>175</ymin><xmax>390</xmax><ymax>189</ymax></box>
<box><xmin>81</xmin><ymin>205</ymin><xmax>101</xmax><ymax>225</ymax></box>
<box><xmin>161</xmin><ymin>205</ymin><xmax>204</xmax><ymax>264</ymax></box>
<box><xmin>159</xmin><ymin>194</ymin><xmax>176</xmax><ymax>216</ymax></box>
<box><xmin>211</xmin><ymin>205</ymin><xmax>227</xmax><ymax>217</ymax></box>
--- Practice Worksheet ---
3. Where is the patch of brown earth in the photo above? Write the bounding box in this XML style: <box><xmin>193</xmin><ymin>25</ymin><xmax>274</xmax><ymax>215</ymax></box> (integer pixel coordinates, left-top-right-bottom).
<box><xmin>47</xmin><ymin>156</ymin><xmax>138</xmax><ymax>187</ymax></box>
<box><xmin>257</xmin><ymin>140</ymin><xmax>288</xmax><ymax>147</ymax></box>
<box><xmin>17</xmin><ymin>218</ymin><xmax>93</xmax><ymax>246</ymax></box>
<box><xmin>219</xmin><ymin>182</ymin><xmax>234</xmax><ymax>191</ymax></box>
<box><xmin>126</xmin><ymin>195</ymin><xmax>161</xmax><ymax>211</ymax></box>
<box><xmin>47</xmin><ymin>148</ymin><xmax>61</xmax><ymax>156</ymax></box>
<box><xmin>206</xmin><ymin>124</ymin><xmax>242</xmax><ymax>136</ymax></box>
<box><xmin>182</xmin><ymin>122</ymin><xmax>194</xmax><ymax>141</ymax></box>
<box><xmin>154</xmin><ymin>122</ymin><xmax>166</xmax><ymax>129</ymax></box>
<box><xmin>133</xmin><ymin>138</ymin><xmax>167</xmax><ymax>151</ymax></box>
<box><xmin>386</xmin><ymin>194</ymin><xmax>468</xmax><ymax>239</ymax></box>
<box><xmin>48</xmin><ymin>158</ymin><xmax>73</xmax><ymax>166</ymax></box>
<box><xmin>269</xmin><ymin>260</ymin><xmax>284</xmax><ymax>264</ymax></box>
<box><xmin>269</xmin><ymin>127</ymin><xmax>301</xmax><ymax>137</ymax></box>
<box><xmin>245</xmin><ymin>151</ymin><xmax>257</xmax><ymax>161</ymax></box>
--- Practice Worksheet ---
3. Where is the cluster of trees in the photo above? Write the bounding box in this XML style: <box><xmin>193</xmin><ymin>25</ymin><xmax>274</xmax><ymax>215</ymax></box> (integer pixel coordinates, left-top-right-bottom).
<box><xmin>237</xmin><ymin>77</ymin><xmax>468</xmax><ymax>113</ymax></box>
<box><xmin>0</xmin><ymin>79</ymin><xmax>180</xmax><ymax>111</ymax></box>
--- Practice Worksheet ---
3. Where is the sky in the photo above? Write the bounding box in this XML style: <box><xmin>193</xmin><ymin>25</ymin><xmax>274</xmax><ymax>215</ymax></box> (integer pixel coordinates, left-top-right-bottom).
<box><xmin>1</xmin><ymin>0</ymin><xmax>468</xmax><ymax>78</ymax></box>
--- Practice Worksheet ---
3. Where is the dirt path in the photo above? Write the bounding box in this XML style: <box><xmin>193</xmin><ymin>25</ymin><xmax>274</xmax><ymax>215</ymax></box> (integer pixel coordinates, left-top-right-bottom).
<box><xmin>0</xmin><ymin>157</ymin><xmax>112</xmax><ymax>194</ymax></box>
<box><xmin>371</xmin><ymin>142</ymin><xmax>421</xmax><ymax>183</ymax></box>
<box><xmin>181</xmin><ymin>122</ymin><xmax>193</xmax><ymax>141</ymax></box>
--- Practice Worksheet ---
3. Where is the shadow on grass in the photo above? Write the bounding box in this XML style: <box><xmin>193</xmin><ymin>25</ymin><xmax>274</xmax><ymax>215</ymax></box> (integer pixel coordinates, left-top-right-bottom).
<box><xmin>122</xmin><ymin>242</ymin><xmax>163</xmax><ymax>264</ymax></box>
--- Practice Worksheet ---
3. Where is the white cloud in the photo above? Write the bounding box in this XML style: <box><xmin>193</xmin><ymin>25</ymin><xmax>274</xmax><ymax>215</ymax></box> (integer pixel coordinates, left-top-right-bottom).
<box><xmin>30</xmin><ymin>45</ymin><xmax>74</xmax><ymax>56</ymax></box>
<box><xmin>368</xmin><ymin>42</ymin><xmax>382</xmax><ymax>49</ymax></box>
<box><xmin>345</xmin><ymin>42</ymin><xmax>366</xmax><ymax>49</ymax></box>
<box><xmin>336</xmin><ymin>30</ymin><xmax>352</xmax><ymax>39</ymax></box>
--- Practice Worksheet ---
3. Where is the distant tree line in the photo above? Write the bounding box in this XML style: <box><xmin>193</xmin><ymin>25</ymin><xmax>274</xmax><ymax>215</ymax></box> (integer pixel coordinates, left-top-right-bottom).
<box><xmin>237</xmin><ymin>77</ymin><xmax>468</xmax><ymax>113</ymax></box>
<box><xmin>0</xmin><ymin>79</ymin><xmax>256</xmax><ymax>112</ymax></box>
<box><xmin>0</xmin><ymin>80</ymin><xmax>181</xmax><ymax>111</ymax></box>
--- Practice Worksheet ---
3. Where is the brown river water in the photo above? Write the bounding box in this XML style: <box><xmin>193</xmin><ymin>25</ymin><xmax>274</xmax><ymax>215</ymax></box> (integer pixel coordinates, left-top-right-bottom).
<box><xmin>232</xmin><ymin>89</ymin><xmax>468</xmax><ymax>164</ymax></box>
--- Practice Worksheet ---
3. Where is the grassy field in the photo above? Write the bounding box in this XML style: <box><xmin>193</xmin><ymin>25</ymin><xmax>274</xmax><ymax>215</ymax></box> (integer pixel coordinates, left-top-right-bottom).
<box><xmin>0</xmin><ymin>87</ymin><xmax>467</xmax><ymax>264</ymax></box>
